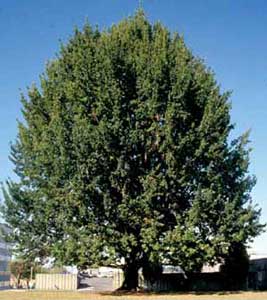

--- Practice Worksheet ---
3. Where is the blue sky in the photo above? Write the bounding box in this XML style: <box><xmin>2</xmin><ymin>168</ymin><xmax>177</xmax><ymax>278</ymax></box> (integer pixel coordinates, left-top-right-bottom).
<box><xmin>0</xmin><ymin>0</ymin><xmax>266</xmax><ymax>254</ymax></box>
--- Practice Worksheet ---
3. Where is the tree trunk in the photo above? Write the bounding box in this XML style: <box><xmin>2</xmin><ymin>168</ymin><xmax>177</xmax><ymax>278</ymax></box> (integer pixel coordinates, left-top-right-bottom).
<box><xmin>119</xmin><ymin>263</ymin><xmax>139</xmax><ymax>291</ymax></box>
<box><xmin>17</xmin><ymin>273</ymin><xmax>21</xmax><ymax>288</ymax></box>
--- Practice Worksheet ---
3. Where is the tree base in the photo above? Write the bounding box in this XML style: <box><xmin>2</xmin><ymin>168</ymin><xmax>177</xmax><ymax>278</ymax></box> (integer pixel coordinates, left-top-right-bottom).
<box><xmin>119</xmin><ymin>264</ymin><xmax>139</xmax><ymax>291</ymax></box>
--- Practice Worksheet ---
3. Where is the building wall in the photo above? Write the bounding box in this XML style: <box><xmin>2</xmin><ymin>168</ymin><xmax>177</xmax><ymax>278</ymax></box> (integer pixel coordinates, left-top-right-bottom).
<box><xmin>248</xmin><ymin>258</ymin><xmax>267</xmax><ymax>290</ymax></box>
<box><xmin>0</xmin><ymin>225</ymin><xmax>11</xmax><ymax>288</ymax></box>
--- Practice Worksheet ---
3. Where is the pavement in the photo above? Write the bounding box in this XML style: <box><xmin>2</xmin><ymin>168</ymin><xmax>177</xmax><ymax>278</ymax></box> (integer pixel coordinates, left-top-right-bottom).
<box><xmin>78</xmin><ymin>276</ymin><xmax>114</xmax><ymax>292</ymax></box>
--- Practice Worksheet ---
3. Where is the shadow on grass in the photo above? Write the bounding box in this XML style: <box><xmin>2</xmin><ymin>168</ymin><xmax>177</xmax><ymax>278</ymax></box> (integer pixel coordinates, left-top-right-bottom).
<box><xmin>100</xmin><ymin>290</ymin><xmax>248</xmax><ymax>297</ymax></box>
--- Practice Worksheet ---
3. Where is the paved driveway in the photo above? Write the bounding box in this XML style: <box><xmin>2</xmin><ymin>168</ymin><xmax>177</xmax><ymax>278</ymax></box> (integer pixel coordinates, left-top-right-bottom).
<box><xmin>79</xmin><ymin>276</ymin><xmax>114</xmax><ymax>292</ymax></box>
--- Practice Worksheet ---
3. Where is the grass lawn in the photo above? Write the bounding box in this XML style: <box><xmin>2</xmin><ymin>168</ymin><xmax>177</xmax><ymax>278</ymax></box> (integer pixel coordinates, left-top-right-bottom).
<box><xmin>1</xmin><ymin>291</ymin><xmax>267</xmax><ymax>300</ymax></box>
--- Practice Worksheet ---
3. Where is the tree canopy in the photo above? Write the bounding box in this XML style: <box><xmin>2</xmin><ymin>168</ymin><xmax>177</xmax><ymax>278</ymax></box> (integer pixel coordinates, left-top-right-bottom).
<box><xmin>2</xmin><ymin>11</ymin><xmax>264</xmax><ymax>290</ymax></box>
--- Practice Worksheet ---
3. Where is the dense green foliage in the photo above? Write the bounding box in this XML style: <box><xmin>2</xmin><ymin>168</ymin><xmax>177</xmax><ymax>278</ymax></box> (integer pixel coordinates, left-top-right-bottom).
<box><xmin>2</xmin><ymin>11</ymin><xmax>264</xmax><ymax>289</ymax></box>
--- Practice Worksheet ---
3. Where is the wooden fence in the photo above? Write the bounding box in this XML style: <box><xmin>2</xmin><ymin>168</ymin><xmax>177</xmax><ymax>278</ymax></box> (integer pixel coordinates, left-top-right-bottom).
<box><xmin>113</xmin><ymin>269</ymin><xmax>173</xmax><ymax>291</ymax></box>
<box><xmin>113</xmin><ymin>269</ymin><xmax>231</xmax><ymax>291</ymax></box>
<box><xmin>113</xmin><ymin>269</ymin><xmax>186</xmax><ymax>291</ymax></box>
<box><xmin>113</xmin><ymin>269</ymin><xmax>124</xmax><ymax>290</ymax></box>
<box><xmin>35</xmin><ymin>274</ymin><xmax>78</xmax><ymax>290</ymax></box>
<box><xmin>249</xmin><ymin>258</ymin><xmax>267</xmax><ymax>290</ymax></box>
